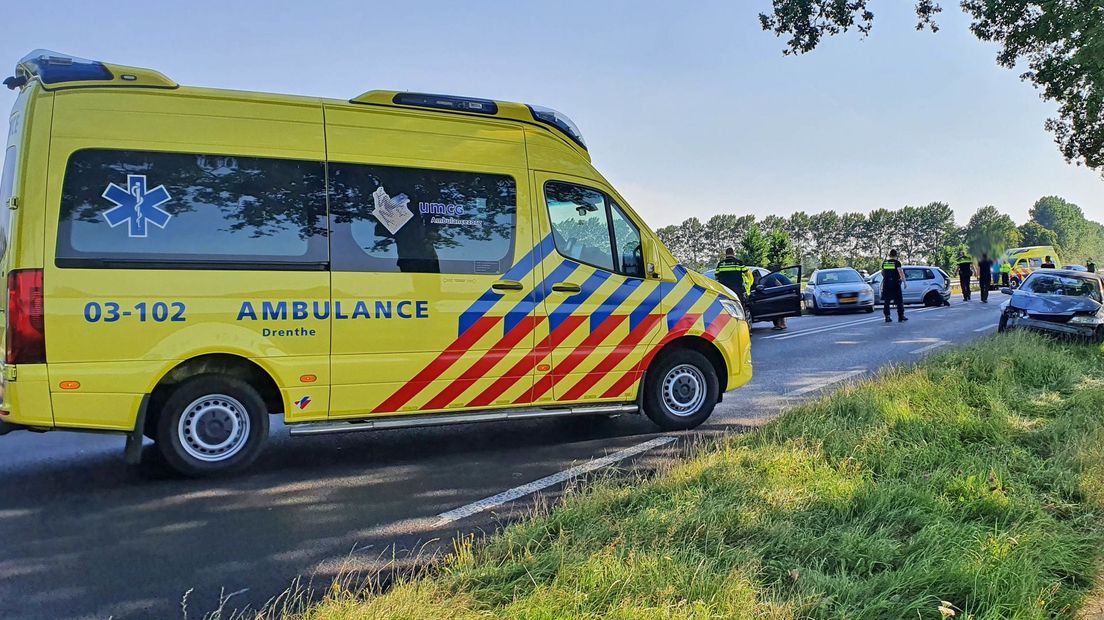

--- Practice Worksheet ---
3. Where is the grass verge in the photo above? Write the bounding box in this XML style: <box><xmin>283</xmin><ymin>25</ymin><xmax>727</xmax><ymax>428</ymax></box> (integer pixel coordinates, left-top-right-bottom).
<box><xmin>280</xmin><ymin>332</ymin><xmax>1104</xmax><ymax>619</ymax></box>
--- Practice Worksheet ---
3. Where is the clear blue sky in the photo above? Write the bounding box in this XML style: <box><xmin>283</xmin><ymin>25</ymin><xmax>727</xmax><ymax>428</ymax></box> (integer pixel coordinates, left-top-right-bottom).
<box><xmin>2</xmin><ymin>0</ymin><xmax>1100</xmax><ymax>228</ymax></box>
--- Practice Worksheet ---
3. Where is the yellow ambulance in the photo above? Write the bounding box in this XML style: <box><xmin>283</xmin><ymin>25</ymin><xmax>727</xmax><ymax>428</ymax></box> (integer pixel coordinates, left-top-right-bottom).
<box><xmin>1002</xmin><ymin>245</ymin><xmax>1061</xmax><ymax>288</ymax></box>
<box><xmin>0</xmin><ymin>51</ymin><xmax>752</xmax><ymax>475</ymax></box>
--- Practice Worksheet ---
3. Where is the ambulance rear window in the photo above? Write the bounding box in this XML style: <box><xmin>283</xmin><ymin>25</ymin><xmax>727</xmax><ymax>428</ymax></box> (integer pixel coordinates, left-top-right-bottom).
<box><xmin>329</xmin><ymin>162</ymin><xmax>516</xmax><ymax>274</ymax></box>
<box><xmin>56</xmin><ymin>149</ymin><xmax>328</xmax><ymax>269</ymax></box>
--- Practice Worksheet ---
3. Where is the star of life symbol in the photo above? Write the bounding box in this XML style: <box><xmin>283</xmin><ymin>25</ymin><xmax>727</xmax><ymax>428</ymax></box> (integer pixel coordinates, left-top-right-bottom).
<box><xmin>102</xmin><ymin>174</ymin><xmax>172</xmax><ymax>238</ymax></box>
<box><xmin>371</xmin><ymin>185</ymin><xmax>413</xmax><ymax>235</ymax></box>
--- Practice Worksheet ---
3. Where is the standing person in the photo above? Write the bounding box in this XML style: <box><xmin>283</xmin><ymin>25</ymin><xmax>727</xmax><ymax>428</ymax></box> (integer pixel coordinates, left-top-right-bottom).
<box><xmin>1088</xmin><ymin>258</ymin><xmax>1096</xmax><ymax>273</ymax></box>
<box><xmin>978</xmin><ymin>253</ymin><xmax>993</xmax><ymax>303</ymax></box>
<box><xmin>956</xmin><ymin>250</ymin><xmax>974</xmax><ymax>301</ymax></box>
<box><xmin>759</xmin><ymin>270</ymin><xmax>792</xmax><ymax>330</ymax></box>
<box><xmin>999</xmin><ymin>259</ymin><xmax>1012</xmax><ymax>287</ymax></box>
<box><xmin>715</xmin><ymin>248</ymin><xmax>751</xmax><ymax>306</ymax></box>
<box><xmin>1041</xmin><ymin>255</ymin><xmax>1056</xmax><ymax>269</ymax></box>
<box><xmin>881</xmin><ymin>249</ymin><xmax>908</xmax><ymax>323</ymax></box>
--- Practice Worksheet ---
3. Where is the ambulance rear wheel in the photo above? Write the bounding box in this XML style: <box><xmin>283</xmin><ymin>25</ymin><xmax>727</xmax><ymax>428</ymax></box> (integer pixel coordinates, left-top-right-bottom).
<box><xmin>642</xmin><ymin>348</ymin><xmax>719</xmax><ymax>431</ymax></box>
<box><xmin>154</xmin><ymin>374</ymin><xmax>269</xmax><ymax>477</ymax></box>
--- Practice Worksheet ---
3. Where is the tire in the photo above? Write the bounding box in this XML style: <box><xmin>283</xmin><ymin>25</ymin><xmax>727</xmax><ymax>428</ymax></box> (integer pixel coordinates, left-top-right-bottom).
<box><xmin>1094</xmin><ymin>326</ymin><xmax>1104</xmax><ymax>345</ymax></box>
<box><xmin>642</xmin><ymin>348</ymin><xmax>719</xmax><ymax>431</ymax></box>
<box><xmin>808</xmin><ymin>298</ymin><xmax>822</xmax><ymax>315</ymax></box>
<box><xmin>864</xmin><ymin>307</ymin><xmax>874</xmax><ymax>313</ymax></box>
<box><xmin>154</xmin><ymin>374</ymin><xmax>269</xmax><ymax>476</ymax></box>
<box><xmin>923</xmin><ymin>291</ymin><xmax>941</xmax><ymax>307</ymax></box>
<box><xmin>997</xmin><ymin>313</ymin><xmax>1009</xmax><ymax>333</ymax></box>
<box><xmin>1010</xmin><ymin>277</ymin><xmax>1021</xmax><ymax>290</ymax></box>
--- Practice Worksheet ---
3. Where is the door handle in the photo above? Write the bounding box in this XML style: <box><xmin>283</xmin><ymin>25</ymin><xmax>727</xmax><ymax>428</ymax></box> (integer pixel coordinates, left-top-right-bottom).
<box><xmin>491</xmin><ymin>280</ymin><xmax>525</xmax><ymax>292</ymax></box>
<box><xmin>551</xmin><ymin>282</ymin><xmax>582</xmax><ymax>293</ymax></box>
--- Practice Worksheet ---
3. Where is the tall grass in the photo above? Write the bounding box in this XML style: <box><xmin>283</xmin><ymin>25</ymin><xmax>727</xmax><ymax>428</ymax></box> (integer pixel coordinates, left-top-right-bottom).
<box><xmin>282</xmin><ymin>332</ymin><xmax>1104</xmax><ymax>619</ymax></box>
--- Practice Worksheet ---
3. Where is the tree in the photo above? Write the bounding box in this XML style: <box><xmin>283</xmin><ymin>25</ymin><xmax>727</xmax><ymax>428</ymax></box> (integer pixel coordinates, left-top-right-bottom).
<box><xmin>759</xmin><ymin>1</ymin><xmax>1104</xmax><ymax>172</ymax></box>
<box><xmin>677</xmin><ymin>217</ymin><xmax>709</xmax><ymax>269</ymax></box>
<box><xmin>759</xmin><ymin>214</ymin><xmax>788</xmax><ymax>234</ymax></box>
<box><xmin>808</xmin><ymin>210</ymin><xmax>842</xmax><ymax>267</ymax></box>
<box><xmin>1029</xmin><ymin>195</ymin><xmax>1087</xmax><ymax>255</ymax></box>
<box><xmin>1017</xmin><ymin>221</ymin><xmax>1059</xmax><ymax>247</ymax></box>
<box><xmin>837</xmin><ymin>212</ymin><xmax>868</xmax><ymax>265</ymax></box>
<box><xmin>766</xmin><ymin>228</ymin><xmax>794</xmax><ymax>271</ymax></box>
<box><xmin>739</xmin><ymin>224</ymin><xmax>769</xmax><ymax>267</ymax></box>
<box><xmin>703</xmin><ymin>213</ymin><xmax>755</xmax><ymax>257</ymax></box>
<box><xmin>784</xmin><ymin>211</ymin><xmax>813</xmax><ymax>265</ymax></box>
<box><xmin>962</xmin><ymin>205</ymin><xmax>1022</xmax><ymax>257</ymax></box>
<box><xmin>863</xmin><ymin>208</ymin><xmax>897</xmax><ymax>262</ymax></box>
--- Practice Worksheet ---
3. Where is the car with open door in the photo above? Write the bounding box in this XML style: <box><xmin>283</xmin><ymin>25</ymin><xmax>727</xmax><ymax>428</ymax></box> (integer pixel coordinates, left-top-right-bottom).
<box><xmin>746</xmin><ymin>265</ymin><xmax>803</xmax><ymax>324</ymax></box>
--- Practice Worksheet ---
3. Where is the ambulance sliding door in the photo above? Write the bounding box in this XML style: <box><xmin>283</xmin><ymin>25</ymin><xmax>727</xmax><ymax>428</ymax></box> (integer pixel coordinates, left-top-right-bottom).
<box><xmin>324</xmin><ymin>105</ymin><xmax>537</xmax><ymax>418</ymax></box>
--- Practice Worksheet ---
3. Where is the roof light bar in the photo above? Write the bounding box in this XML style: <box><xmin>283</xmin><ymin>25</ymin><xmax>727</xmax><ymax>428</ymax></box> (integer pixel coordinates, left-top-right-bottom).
<box><xmin>527</xmin><ymin>104</ymin><xmax>586</xmax><ymax>150</ymax></box>
<box><xmin>392</xmin><ymin>92</ymin><xmax>498</xmax><ymax>115</ymax></box>
<box><xmin>16</xmin><ymin>49</ymin><xmax>112</xmax><ymax>85</ymax></box>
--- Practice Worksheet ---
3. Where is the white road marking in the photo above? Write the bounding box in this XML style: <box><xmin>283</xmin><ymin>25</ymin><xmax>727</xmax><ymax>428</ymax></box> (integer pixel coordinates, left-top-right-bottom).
<box><xmin>435</xmin><ymin>436</ymin><xmax>676</xmax><ymax>525</ymax></box>
<box><xmin>974</xmin><ymin>323</ymin><xmax>999</xmax><ymax>332</ymax></box>
<box><xmin>910</xmin><ymin>341</ymin><xmax>949</xmax><ymax>354</ymax></box>
<box><xmin>785</xmin><ymin>369</ymin><xmax>866</xmax><ymax>396</ymax></box>
<box><xmin>769</xmin><ymin>316</ymin><xmax>886</xmax><ymax>340</ymax></box>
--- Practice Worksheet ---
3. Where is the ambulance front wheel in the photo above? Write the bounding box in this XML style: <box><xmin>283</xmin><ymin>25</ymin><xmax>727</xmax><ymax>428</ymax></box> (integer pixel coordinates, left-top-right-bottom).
<box><xmin>642</xmin><ymin>348</ymin><xmax>719</xmax><ymax>431</ymax></box>
<box><xmin>154</xmin><ymin>374</ymin><xmax>269</xmax><ymax>476</ymax></box>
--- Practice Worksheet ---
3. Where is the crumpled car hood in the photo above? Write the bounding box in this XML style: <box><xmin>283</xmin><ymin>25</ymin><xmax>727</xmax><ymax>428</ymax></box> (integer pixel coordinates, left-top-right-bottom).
<box><xmin>1010</xmin><ymin>292</ymin><xmax>1102</xmax><ymax>315</ymax></box>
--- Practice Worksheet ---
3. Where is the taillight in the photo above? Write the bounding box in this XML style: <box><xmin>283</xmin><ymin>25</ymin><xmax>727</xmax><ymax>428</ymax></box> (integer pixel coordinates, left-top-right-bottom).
<box><xmin>6</xmin><ymin>269</ymin><xmax>45</xmax><ymax>364</ymax></box>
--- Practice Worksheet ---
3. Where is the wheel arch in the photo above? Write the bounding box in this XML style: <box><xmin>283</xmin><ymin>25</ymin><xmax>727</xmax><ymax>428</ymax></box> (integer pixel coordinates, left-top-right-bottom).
<box><xmin>144</xmin><ymin>353</ymin><xmax>283</xmax><ymax>436</ymax></box>
<box><xmin>649</xmin><ymin>335</ymin><xmax>729</xmax><ymax>394</ymax></box>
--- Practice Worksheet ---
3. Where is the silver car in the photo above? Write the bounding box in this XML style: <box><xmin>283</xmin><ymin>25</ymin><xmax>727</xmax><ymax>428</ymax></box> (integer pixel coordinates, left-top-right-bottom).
<box><xmin>803</xmin><ymin>268</ymin><xmax>876</xmax><ymax>314</ymax></box>
<box><xmin>867</xmin><ymin>265</ymin><xmax>952</xmax><ymax>307</ymax></box>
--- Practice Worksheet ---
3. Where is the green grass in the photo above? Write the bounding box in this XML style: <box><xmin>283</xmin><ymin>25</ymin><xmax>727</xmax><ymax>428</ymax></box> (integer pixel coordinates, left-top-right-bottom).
<box><xmin>277</xmin><ymin>332</ymin><xmax>1104</xmax><ymax>620</ymax></box>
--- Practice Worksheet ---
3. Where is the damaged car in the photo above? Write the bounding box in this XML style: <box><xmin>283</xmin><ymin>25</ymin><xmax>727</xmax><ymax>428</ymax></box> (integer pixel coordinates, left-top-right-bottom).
<box><xmin>998</xmin><ymin>269</ymin><xmax>1104</xmax><ymax>343</ymax></box>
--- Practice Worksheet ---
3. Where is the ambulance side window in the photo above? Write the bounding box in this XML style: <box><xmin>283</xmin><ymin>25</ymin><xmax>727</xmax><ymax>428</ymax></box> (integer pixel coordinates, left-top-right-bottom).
<box><xmin>544</xmin><ymin>181</ymin><xmax>644</xmax><ymax>278</ymax></box>
<box><xmin>329</xmin><ymin>162</ymin><xmax>516</xmax><ymax>274</ymax></box>
<box><xmin>545</xmin><ymin>183</ymin><xmax>615</xmax><ymax>272</ymax></box>
<box><xmin>56</xmin><ymin>149</ymin><xmax>328</xmax><ymax>269</ymax></box>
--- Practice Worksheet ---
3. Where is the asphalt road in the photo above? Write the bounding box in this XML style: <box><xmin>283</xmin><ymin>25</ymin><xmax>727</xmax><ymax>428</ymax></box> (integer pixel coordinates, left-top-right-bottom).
<box><xmin>0</xmin><ymin>298</ymin><xmax>1003</xmax><ymax>619</ymax></box>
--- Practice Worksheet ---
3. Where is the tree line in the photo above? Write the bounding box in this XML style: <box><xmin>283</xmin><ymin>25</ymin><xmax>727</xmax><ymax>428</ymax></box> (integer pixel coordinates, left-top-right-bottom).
<box><xmin>656</xmin><ymin>195</ymin><xmax>1104</xmax><ymax>274</ymax></box>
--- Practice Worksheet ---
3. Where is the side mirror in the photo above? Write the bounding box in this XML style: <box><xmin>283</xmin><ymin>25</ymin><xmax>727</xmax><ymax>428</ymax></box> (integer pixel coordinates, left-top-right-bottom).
<box><xmin>755</xmin><ymin>284</ymin><xmax>765</xmax><ymax>293</ymax></box>
<box><xmin>1000</xmin><ymin>287</ymin><xmax>1013</xmax><ymax>295</ymax></box>
<box><xmin>641</xmin><ymin>238</ymin><xmax>662</xmax><ymax>279</ymax></box>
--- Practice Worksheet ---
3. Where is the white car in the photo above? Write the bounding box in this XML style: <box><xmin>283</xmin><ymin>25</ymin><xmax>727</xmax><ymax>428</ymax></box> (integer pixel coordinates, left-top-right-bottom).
<box><xmin>867</xmin><ymin>265</ymin><xmax>952</xmax><ymax>307</ymax></box>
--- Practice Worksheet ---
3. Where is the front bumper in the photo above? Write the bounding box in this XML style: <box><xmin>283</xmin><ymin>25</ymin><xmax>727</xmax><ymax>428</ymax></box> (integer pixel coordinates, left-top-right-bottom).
<box><xmin>1006</xmin><ymin>316</ymin><xmax>1098</xmax><ymax>338</ymax></box>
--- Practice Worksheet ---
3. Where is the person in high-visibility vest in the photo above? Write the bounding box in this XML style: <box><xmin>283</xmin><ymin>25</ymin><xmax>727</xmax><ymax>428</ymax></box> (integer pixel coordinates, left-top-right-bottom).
<box><xmin>881</xmin><ymin>249</ymin><xmax>908</xmax><ymax>323</ymax></box>
<box><xmin>956</xmin><ymin>250</ymin><xmax>974</xmax><ymax>301</ymax></box>
<box><xmin>999</xmin><ymin>260</ymin><xmax>1012</xmax><ymax>287</ymax></box>
<box><xmin>715</xmin><ymin>247</ymin><xmax>751</xmax><ymax>304</ymax></box>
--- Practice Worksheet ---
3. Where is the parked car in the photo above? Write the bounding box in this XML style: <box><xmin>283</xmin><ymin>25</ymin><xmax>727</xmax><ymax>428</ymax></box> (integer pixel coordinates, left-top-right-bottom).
<box><xmin>1063</xmin><ymin>264</ymin><xmax>1088</xmax><ymax>272</ymax></box>
<box><xmin>866</xmin><ymin>265</ymin><xmax>952</xmax><ymax>307</ymax></box>
<box><xmin>803</xmin><ymin>268</ymin><xmax>875</xmax><ymax>314</ymax></box>
<box><xmin>703</xmin><ymin>266</ymin><xmax>803</xmax><ymax>324</ymax></box>
<box><xmin>998</xmin><ymin>269</ymin><xmax>1104</xmax><ymax>343</ymax></box>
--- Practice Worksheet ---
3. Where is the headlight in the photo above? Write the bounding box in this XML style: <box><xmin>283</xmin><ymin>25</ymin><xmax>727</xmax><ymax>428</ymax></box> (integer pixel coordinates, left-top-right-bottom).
<box><xmin>720</xmin><ymin>299</ymin><xmax>746</xmax><ymax>321</ymax></box>
<box><xmin>819</xmin><ymin>289</ymin><xmax>832</xmax><ymax>298</ymax></box>
<box><xmin>862</xmin><ymin>286</ymin><xmax>874</xmax><ymax>295</ymax></box>
<box><xmin>1070</xmin><ymin>314</ymin><xmax>1104</xmax><ymax>325</ymax></box>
